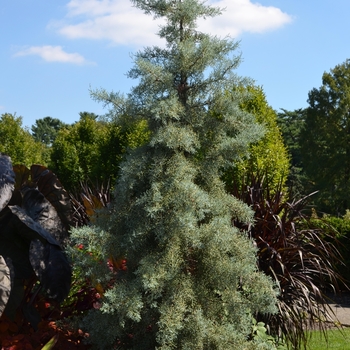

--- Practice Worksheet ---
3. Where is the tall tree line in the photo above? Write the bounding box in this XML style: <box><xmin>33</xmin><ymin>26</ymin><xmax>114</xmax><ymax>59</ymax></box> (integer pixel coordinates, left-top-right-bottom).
<box><xmin>278</xmin><ymin>59</ymin><xmax>350</xmax><ymax>215</ymax></box>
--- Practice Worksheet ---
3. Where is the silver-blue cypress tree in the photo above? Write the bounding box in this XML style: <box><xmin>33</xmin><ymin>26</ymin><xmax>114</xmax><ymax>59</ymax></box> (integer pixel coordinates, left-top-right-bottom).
<box><xmin>70</xmin><ymin>0</ymin><xmax>278</xmax><ymax>348</ymax></box>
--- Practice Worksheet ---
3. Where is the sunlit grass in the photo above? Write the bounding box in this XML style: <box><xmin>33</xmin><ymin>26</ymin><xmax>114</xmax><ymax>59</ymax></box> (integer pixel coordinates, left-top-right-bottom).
<box><xmin>307</xmin><ymin>328</ymin><xmax>350</xmax><ymax>350</ymax></box>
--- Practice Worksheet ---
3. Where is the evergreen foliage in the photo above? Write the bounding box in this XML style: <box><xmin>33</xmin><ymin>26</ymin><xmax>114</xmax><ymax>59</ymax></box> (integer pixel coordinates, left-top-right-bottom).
<box><xmin>69</xmin><ymin>1</ymin><xmax>278</xmax><ymax>348</ymax></box>
<box><xmin>224</xmin><ymin>86</ymin><xmax>290</xmax><ymax>193</ymax></box>
<box><xmin>31</xmin><ymin>116</ymin><xmax>68</xmax><ymax>146</ymax></box>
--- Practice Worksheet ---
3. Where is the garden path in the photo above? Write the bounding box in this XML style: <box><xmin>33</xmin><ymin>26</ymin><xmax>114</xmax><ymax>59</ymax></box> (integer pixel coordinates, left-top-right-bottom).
<box><xmin>327</xmin><ymin>293</ymin><xmax>350</xmax><ymax>326</ymax></box>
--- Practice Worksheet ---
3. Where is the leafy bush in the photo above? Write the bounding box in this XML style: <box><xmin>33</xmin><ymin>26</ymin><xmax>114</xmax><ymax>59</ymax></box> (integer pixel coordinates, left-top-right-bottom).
<box><xmin>251</xmin><ymin>318</ymin><xmax>287</xmax><ymax>350</ymax></box>
<box><xmin>50</xmin><ymin>113</ymin><xmax>150</xmax><ymax>192</ymax></box>
<box><xmin>232</xmin><ymin>176</ymin><xmax>345</xmax><ymax>349</ymax></box>
<box><xmin>224</xmin><ymin>85</ymin><xmax>290</xmax><ymax>193</ymax></box>
<box><xmin>309</xmin><ymin>211</ymin><xmax>350</xmax><ymax>284</ymax></box>
<box><xmin>0</xmin><ymin>113</ymin><xmax>47</xmax><ymax>166</ymax></box>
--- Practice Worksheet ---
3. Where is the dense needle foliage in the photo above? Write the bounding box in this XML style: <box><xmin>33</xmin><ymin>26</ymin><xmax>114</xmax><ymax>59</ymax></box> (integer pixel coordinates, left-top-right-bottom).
<box><xmin>69</xmin><ymin>0</ymin><xmax>278</xmax><ymax>349</ymax></box>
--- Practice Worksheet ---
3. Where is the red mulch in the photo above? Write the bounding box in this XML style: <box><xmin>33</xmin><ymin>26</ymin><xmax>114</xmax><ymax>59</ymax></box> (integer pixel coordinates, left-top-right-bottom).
<box><xmin>0</xmin><ymin>313</ymin><xmax>91</xmax><ymax>350</ymax></box>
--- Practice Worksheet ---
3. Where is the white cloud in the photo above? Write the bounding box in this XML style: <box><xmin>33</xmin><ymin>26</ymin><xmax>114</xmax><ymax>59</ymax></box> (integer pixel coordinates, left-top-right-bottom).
<box><xmin>53</xmin><ymin>0</ymin><xmax>292</xmax><ymax>47</ymax></box>
<box><xmin>51</xmin><ymin>0</ymin><xmax>165</xmax><ymax>47</ymax></box>
<box><xmin>198</xmin><ymin>0</ymin><xmax>293</xmax><ymax>37</ymax></box>
<box><xmin>14</xmin><ymin>45</ymin><xmax>90</xmax><ymax>64</ymax></box>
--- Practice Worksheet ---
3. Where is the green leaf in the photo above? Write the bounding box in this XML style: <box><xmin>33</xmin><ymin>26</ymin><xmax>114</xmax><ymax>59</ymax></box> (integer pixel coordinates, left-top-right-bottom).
<box><xmin>41</xmin><ymin>334</ymin><xmax>59</xmax><ymax>350</ymax></box>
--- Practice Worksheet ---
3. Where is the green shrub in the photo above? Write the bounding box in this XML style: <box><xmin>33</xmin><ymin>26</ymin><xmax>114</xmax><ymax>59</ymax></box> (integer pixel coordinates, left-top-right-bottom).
<box><xmin>224</xmin><ymin>85</ymin><xmax>290</xmax><ymax>194</ymax></box>
<box><xmin>309</xmin><ymin>211</ymin><xmax>350</xmax><ymax>284</ymax></box>
<box><xmin>0</xmin><ymin>113</ymin><xmax>46</xmax><ymax>166</ymax></box>
<box><xmin>50</xmin><ymin>114</ymin><xmax>150</xmax><ymax>192</ymax></box>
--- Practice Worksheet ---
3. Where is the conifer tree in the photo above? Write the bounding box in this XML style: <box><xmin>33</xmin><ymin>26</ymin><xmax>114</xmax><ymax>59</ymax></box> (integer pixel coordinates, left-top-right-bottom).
<box><xmin>224</xmin><ymin>85</ymin><xmax>290</xmax><ymax>193</ymax></box>
<box><xmin>70</xmin><ymin>0</ymin><xmax>278</xmax><ymax>348</ymax></box>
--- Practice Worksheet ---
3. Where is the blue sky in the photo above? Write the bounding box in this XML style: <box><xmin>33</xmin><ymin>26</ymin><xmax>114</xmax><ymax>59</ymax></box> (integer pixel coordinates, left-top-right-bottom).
<box><xmin>1</xmin><ymin>0</ymin><xmax>350</xmax><ymax>128</ymax></box>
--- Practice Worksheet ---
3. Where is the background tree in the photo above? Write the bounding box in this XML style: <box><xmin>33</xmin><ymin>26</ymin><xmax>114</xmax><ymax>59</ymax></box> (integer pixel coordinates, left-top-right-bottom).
<box><xmin>300</xmin><ymin>59</ymin><xmax>350</xmax><ymax>215</ymax></box>
<box><xmin>277</xmin><ymin>108</ymin><xmax>309</xmax><ymax>197</ymax></box>
<box><xmin>0</xmin><ymin>113</ymin><xmax>46</xmax><ymax>166</ymax></box>
<box><xmin>50</xmin><ymin>112</ymin><xmax>149</xmax><ymax>191</ymax></box>
<box><xmin>97</xmin><ymin>116</ymin><xmax>150</xmax><ymax>186</ymax></box>
<box><xmin>224</xmin><ymin>85</ymin><xmax>290</xmax><ymax>193</ymax></box>
<box><xmin>31</xmin><ymin>116</ymin><xmax>68</xmax><ymax>146</ymax></box>
<box><xmin>50</xmin><ymin>113</ymin><xmax>107</xmax><ymax>191</ymax></box>
<box><xmin>68</xmin><ymin>0</ymin><xmax>278</xmax><ymax>349</ymax></box>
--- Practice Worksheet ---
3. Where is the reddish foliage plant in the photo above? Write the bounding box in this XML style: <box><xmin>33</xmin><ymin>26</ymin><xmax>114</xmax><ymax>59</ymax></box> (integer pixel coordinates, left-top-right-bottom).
<box><xmin>232</xmin><ymin>176</ymin><xmax>346</xmax><ymax>349</ymax></box>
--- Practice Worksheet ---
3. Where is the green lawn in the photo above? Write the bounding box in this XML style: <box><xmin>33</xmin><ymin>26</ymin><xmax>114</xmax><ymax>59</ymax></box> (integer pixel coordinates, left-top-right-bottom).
<box><xmin>307</xmin><ymin>328</ymin><xmax>350</xmax><ymax>350</ymax></box>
